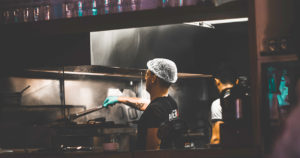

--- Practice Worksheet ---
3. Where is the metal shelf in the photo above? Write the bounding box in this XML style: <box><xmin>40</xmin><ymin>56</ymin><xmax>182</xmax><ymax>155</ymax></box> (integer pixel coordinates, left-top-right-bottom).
<box><xmin>0</xmin><ymin>0</ymin><xmax>247</xmax><ymax>34</ymax></box>
<box><xmin>3</xmin><ymin>65</ymin><xmax>212</xmax><ymax>80</ymax></box>
<box><xmin>258</xmin><ymin>54</ymin><xmax>298</xmax><ymax>63</ymax></box>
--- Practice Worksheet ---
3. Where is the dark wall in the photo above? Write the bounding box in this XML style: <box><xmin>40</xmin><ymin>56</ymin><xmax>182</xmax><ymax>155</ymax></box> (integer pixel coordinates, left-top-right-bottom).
<box><xmin>293</xmin><ymin>0</ymin><xmax>300</xmax><ymax>57</ymax></box>
<box><xmin>0</xmin><ymin>32</ymin><xmax>90</xmax><ymax>72</ymax></box>
<box><xmin>193</xmin><ymin>22</ymin><xmax>249</xmax><ymax>75</ymax></box>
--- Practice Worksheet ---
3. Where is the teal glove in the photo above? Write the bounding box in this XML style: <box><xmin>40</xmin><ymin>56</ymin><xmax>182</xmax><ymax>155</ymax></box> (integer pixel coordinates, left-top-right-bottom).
<box><xmin>103</xmin><ymin>96</ymin><xmax>119</xmax><ymax>107</ymax></box>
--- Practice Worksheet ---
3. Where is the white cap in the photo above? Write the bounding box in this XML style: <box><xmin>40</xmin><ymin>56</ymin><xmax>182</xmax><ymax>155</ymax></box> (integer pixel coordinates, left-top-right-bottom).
<box><xmin>147</xmin><ymin>58</ymin><xmax>178</xmax><ymax>83</ymax></box>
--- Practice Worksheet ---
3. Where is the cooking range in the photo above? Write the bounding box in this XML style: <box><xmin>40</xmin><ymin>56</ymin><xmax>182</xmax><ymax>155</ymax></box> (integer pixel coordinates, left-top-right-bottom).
<box><xmin>0</xmin><ymin>66</ymin><xmax>212</xmax><ymax>152</ymax></box>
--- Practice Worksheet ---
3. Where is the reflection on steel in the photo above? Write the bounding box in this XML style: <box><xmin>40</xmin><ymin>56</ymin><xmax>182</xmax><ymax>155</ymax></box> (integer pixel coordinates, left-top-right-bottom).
<box><xmin>0</xmin><ymin>0</ymin><xmax>217</xmax><ymax>24</ymax></box>
<box><xmin>27</xmin><ymin>69</ymin><xmax>144</xmax><ymax>79</ymax></box>
<box><xmin>26</xmin><ymin>68</ymin><xmax>212</xmax><ymax>79</ymax></box>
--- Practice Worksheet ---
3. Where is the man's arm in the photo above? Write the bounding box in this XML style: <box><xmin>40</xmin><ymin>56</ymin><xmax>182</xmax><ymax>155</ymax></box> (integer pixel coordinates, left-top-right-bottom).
<box><xmin>118</xmin><ymin>97</ymin><xmax>150</xmax><ymax>111</ymax></box>
<box><xmin>210</xmin><ymin>120</ymin><xmax>224</xmax><ymax>144</ymax></box>
<box><xmin>210</xmin><ymin>99</ymin><xmax>223</xmax><ymax>144</ymax></box>
<box><xmin>146</xmin><ymin>128</ymin><xmax>161</xmax><ymax>150</ymax></box>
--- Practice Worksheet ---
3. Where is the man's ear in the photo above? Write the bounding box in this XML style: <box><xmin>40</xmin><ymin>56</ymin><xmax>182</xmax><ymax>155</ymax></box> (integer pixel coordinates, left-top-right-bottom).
<box><xmin>235</xmin><ymin>79</ymin><xmax>239</xmax><ymax>85</ymax></box>
<box><xmin>214</xmin><ymin>78</ymin><xmax>221</xmax><ymax>85</ymax></box>
<box><xmin>152</xmin><ymin>75</ymin><xmax>157</xmax><ymax>83</ymax></box>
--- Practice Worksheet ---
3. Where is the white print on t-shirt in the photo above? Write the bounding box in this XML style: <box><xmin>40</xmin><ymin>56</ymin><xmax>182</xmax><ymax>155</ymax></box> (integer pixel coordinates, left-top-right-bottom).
<box><xmin>169</xmin><ymin>109</ymin><xmax>179</xmax><ymax>121</ymax></box>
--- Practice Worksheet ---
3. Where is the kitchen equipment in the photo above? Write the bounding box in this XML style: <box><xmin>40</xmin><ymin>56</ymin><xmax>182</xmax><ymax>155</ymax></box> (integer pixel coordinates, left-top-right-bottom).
<box><xmin>0</xmin><ymin>105</ymin><xmax>86</xmax><ymax>125</ymax></box>
<box><xmin>0</xmin><ymin>85</ymin><xmax>30</xmax><ymax>105</ymax></box>
<box><xmin>47</xmin><ymin>104</ymin><xmax>137</xmax><ymax>152</ymax></box>
<box><xmin>69</xmin><ymin>105</ymin><xmax>105</xmax><ymax>120</ymax></box>
<box><xmin>0</xmin><ymin>105</ymin><xmax>86</xmax><ymax>149</ymax></box>
<box><xmin>52</xmin><ymin>123</ymin><xmax>136</xmax><ymax>152</ymax></box>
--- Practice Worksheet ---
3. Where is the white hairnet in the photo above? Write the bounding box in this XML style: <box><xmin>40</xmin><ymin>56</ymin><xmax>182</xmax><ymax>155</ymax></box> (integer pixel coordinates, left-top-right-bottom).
<box><xmin>147</xmin><ymin>58</ymin><xmax>178</xmax><ymax>83</ymax></box>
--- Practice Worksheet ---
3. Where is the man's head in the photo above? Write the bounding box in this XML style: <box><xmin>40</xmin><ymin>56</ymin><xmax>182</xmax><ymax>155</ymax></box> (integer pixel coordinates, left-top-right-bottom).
<box><xmin>145</xmin><ymin>58</ymin><xmax>178</xmax><ymax>92</ymax></box>
<box><xmin>214</xmin><ymin>63</ymin><xmax>238</xmax><ymax>93</ymax></box>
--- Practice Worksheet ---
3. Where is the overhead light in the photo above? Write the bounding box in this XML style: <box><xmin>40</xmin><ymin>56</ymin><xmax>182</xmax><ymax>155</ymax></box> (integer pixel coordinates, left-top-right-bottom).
<box><xmin>184</xmin><ymin>22</ymin><xmax>215</xmax><ymax>29</ymax></box>
<box><xmin>184</xmin><ymin>17</ymin><xmax>248</xmax><ymax>28</ymax></box>
<box><xmin>203</xmin><ymin>17</ymin><xmax>248</xmax><ymax>24</ymax></box>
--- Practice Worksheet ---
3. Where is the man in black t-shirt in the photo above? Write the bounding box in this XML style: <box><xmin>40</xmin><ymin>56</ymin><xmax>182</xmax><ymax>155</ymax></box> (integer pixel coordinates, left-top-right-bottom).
<box><xmin>103</xmin><ymin>58</ymin><xmax>179</xmax><ymax>150</ymax></box>
<box><xmin>210</xmin><ymin>63</ymin><xmax>238</xmax><ymax>144</ymax></box>
<box><xmin>137</xmin><ymin>95</ymin><xmax>178</xmax><ymax>150</ymax></box>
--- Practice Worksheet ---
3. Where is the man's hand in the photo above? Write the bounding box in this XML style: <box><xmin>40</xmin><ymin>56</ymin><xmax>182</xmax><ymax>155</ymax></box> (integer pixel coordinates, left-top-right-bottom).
<box><xmin>103</xmin><ymin>96</ymin><xmax>119</xmax><ymax>107</ymax></box>
<box><xmin>103</xmin><ymin>96</ymin><xmax>150</xmax><ymax>110</ymax></box>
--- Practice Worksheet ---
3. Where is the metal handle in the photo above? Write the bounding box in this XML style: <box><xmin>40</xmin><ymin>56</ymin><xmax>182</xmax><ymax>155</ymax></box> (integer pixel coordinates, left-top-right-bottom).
<box><xmin>69</xmin><ymin>105</ymin><xmax>104</xmax><ymax>120</ymax></box>
<box><xmin>20</xmin><ymin>85</ymin><xmax>31</xmax><ymax>94</ymax></box>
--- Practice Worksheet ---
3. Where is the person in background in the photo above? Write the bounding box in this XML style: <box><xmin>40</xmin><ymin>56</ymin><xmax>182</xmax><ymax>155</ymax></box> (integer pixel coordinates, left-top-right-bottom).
<box><xmin>103</xmin><ymin>58</ymin><xmax>179</xmax><ymax>150</ymax></box>
<box><xmin>210</xmin><ymin>64</ymin><xmax>238</xmax><ymax>144</ymax></box>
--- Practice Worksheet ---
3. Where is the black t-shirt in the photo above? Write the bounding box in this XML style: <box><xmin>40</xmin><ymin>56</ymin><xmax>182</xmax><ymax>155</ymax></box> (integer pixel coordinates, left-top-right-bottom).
<box><xmin>136</xmin><ymin>95</ymin><xmax>178</xmax><ymax>150</ymax></box>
